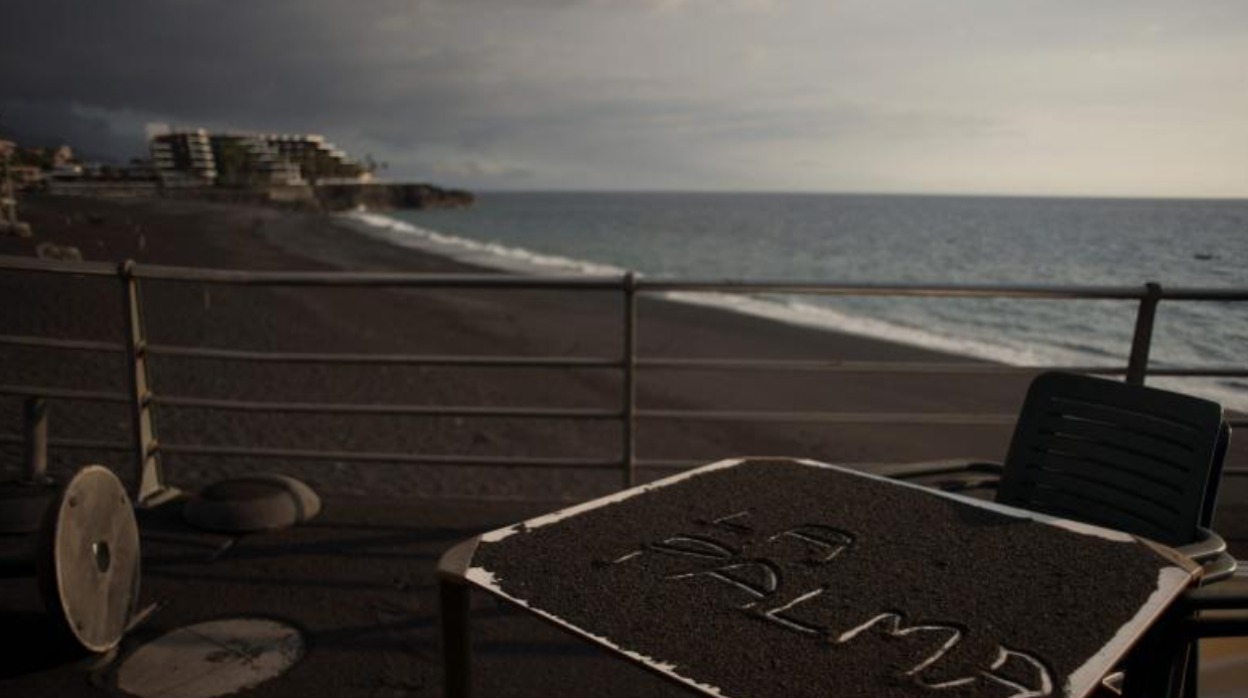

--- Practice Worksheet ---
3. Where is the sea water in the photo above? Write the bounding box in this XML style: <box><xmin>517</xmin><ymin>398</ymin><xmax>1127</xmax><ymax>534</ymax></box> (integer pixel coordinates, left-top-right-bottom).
<box><xmin>346</xmin><ymin>192</ymin><xmax>1248</xmax><ymax>409</ymax></box>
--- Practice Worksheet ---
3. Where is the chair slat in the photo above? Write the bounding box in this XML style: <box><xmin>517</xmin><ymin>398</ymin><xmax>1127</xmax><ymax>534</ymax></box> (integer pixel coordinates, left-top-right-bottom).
<box><xmin>1045</xmin><ymin>399</ymin><xmax>1199</xmax><ymax>448</ymax></box>
<box><xmin>1018</xmin><ymin>461</ymin><xmax>1184</xmax><ymax>531</ymax></box>
<box><xmin>1028</xmin><ymin>431</ymin><xmax>1192</xmax><ymax>486</ymax></box>
<box><xmin>1018</xmin><ymin>452</ymin><xmax>1187</xmax><ymax>512</ymax></box>
<box><xmin>1034</xmin><ymin>414</ymin><xmax>1201</xmax><ymax>472</ymax></box>
<box><xmin>1021</xmin><ymin>486</ymin><xmax>1175</xmax><ymax>543</ymax></box>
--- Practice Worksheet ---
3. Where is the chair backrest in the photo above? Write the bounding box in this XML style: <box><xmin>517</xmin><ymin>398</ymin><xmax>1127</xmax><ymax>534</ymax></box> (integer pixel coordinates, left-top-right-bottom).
<box><xmin>997</xmin><ymin>372</ymin><xmax>1228</xmax><ymax>547</ymax></box>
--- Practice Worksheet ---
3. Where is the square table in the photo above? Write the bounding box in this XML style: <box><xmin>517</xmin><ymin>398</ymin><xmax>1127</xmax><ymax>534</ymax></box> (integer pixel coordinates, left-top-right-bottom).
<box><xmin>437</xmin><ymin>458</ymin><xmax>1201</xmax><ymax>698</ymax></box>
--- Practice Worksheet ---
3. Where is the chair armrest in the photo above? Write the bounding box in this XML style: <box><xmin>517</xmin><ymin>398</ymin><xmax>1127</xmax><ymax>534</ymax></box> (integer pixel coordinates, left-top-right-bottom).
<box><xmin>1178</xmin><ymin>567</ymin><xmax>1248</xmax><ymax>638</ymax></box>
<box><xmin>1195</xmin><ymin>552</ymin><xmax>1238</xmax><ymax>586</ymax></box>
<box><xmin>1183</xmin><ymin>569</ymin><xmax>1248</xmax><ymax>610</ymax></box>
<box><xmin>1175</xmin><ymin>527</ymin><xmax>1228</xmax><ymax>567</ymax></box>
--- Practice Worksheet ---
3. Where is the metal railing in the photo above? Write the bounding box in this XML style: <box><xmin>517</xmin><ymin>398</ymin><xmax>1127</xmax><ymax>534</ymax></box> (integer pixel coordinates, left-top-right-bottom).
<box><xmin>1</xmin><ymin>254</ymin><xmax>1246</xmax><ymax>503</ymax></box>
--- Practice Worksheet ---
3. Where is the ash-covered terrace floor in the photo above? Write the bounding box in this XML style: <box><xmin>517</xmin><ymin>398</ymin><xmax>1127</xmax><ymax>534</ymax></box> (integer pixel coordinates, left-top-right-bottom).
<box><xmin>3</xmin><ymin>481</ymin><xmax>1247</xmax><ymax>698</ymax></box>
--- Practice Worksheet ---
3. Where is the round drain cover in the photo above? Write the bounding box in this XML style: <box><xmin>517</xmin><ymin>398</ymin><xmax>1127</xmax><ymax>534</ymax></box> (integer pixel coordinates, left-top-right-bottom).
<box><xmin>36</xmin><ymin>465</ymin><xmax>140</xmax><ymax>652</ymax></box>
<box><xmin>116</xmin><ymin>618</ymin><xmax>304</xmax><ymax>698</ymax></box>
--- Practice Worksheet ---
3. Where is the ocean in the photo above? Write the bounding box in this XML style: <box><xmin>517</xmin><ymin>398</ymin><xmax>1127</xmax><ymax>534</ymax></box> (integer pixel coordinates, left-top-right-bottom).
<box><xmin>345</xmin><ymin>192</ymin><xmax>1248</xmax><ymax>410</ymax></box>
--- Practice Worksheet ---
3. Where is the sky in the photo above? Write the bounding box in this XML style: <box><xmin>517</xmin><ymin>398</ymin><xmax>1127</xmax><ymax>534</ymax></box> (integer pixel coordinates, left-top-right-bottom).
<box><xmin>2</xmin><ymin>0</ymin><xmax>1247</xmax><ymax>197</ymax></box>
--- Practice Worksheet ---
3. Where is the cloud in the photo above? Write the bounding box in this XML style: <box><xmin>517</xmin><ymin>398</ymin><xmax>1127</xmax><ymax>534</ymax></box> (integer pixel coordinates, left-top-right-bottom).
<box><xmin>424</xmin><ymin>153</ymin><xmax>537</xmax><ymax>181</ymax></box>
<box><xmin>2</xmin><ymin>0</ymin><xmax>1246</xmax><ymax>195</ymax></box>
<box><xmin>0</xmin><ymin>100</ymin><xmax>148</xmax><ymax>161</ymax></box>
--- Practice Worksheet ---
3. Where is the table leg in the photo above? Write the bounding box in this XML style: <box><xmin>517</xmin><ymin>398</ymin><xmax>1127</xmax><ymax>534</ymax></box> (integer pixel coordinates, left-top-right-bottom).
<box><xmin>440</xmin><ymin>578</ymin><xmax>472</xmax><ymax>698</ymax></box>
<box><xmin>1122</xmin><ymin>615</ymin><xmax>1186</xmax><ymax>698</ymax></box>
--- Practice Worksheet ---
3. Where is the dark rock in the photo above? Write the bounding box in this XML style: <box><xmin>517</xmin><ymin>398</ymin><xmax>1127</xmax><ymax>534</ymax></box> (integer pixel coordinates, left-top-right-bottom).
<box><xmin>311</xmin><ymin>183</ymin><xmax>474</xmax><ymax>212</ymax></box>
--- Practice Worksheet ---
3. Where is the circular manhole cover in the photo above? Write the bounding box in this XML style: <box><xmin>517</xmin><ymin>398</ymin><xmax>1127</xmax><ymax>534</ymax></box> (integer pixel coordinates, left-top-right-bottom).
<box><xmin>116</xmin><ymin>618</ymin><xmax>304</xmax><ymax>698</ymax></box>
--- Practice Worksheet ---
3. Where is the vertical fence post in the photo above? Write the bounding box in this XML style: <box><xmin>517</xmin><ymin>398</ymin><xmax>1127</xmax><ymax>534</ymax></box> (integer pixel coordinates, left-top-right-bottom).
<box><xmin>1126</xmin><ymin>282</ymin><xmax>1162</xmax><ymax>386</ymax></box>
<box><xmin>120</xmin><ymin>260</ymin><xmax>174</xmax><ymax>505</ymax></box>
<box><xmin>22</xmin><ymin>397</ymin><xmax>48</xmax><ymax>483</ymax></box>
<box><xmin>622</xmin><ymin>272</ymin><xmax>638</xmax><ymax>489</ymax></box>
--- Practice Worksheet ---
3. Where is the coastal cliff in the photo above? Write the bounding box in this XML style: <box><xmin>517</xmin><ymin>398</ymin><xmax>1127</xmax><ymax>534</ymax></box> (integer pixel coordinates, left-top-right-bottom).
<box><xmin>311</xmin><ymin>182</ymin><xmax>474</xmax><ymax>211</ymax></box>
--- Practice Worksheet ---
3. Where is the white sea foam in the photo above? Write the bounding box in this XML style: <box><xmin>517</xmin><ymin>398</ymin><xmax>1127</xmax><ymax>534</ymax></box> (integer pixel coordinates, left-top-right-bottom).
<box><xmin>342</xmin><ymin>210</ymin><xmax>1248</xmax><ymax>411</ymax></box>
<box><xmin>345</xmin><ymin>211</ymin><xmax>627</xmax><ymax>276</ymax></box>
<box><xmin>662</xmin><ymin>291</ymin><xmax>1080</xmax><ymax>367</ymax></box>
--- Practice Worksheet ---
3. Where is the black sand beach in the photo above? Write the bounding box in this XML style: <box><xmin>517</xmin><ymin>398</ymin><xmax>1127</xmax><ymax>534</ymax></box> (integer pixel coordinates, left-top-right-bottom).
<box><xmin>1</xmin><ymin>195</ymin><xmax>1245</xmax><ymax>524</ymax></box>
<box><xmin>0</xmin><ymin>196</ymin><xmax>1037</xmax><ymax>496</ymax></box>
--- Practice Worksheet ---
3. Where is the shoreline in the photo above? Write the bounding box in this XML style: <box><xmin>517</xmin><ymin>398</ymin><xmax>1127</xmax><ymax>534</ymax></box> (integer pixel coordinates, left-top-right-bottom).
<box><xmin>332</xmin><ymin>210</ymin><xmax>1038</xmax><ymax>365</ymax></box>
<box><xmin>337</xmin><ymin>207</ymin><xmax>1248</xmax><ymax>412</ymax></box>
<box><xmin>0</xmin><ymin>196</ymin><xmax>1242</xmax><ymax>508</ymax></box>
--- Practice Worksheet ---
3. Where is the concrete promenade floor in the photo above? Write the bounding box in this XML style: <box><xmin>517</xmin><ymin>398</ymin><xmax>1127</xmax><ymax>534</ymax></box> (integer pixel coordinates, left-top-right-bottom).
<box><xmin>1</xmin><ymin>485</ymin><xmax>1246</xmax><ymax>698</ymax></box>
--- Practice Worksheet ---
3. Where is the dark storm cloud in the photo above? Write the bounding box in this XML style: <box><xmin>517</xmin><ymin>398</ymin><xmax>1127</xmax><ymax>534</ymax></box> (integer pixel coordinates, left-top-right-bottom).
<box><xmin>4</xmin><ymin>0</ymin><xmax>677</xmax><ymax>175</ymax></box>
<box><xmin>5</xmin><ymin>1</ymin><xmax>446</xmax><ymax>121</ymax></box>
<box><xmin>0</xmin><ymin>100</ymin><xmax>146</xmax><ymax>161</ymax></box>
<box><xmin>3</xmin><ymin>1</ymin><xmax>1246</xmax><ymax>194</ymax></box>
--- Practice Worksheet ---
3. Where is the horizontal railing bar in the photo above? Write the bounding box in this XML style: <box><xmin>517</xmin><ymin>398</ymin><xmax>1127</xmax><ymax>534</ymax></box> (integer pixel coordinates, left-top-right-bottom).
<box><xmin>5</xmin><ymin>333</ymin><xmax>1236</xmax><ymax>379</ymax></box>
<box><xmin>114</xmin><ymin>271</ymin><xmax>1248</xmax><ymax>301</ymax></box>
<box><xmin>159</xmin><ymin>443</ymin><xmax>621</xmax><ymax>468</ymax></box>
<box><xmin>1153</xmin><ymin>289</ymin><xmax>1248</xmax><ymax>302</ymax></box>
<box><xmin>153</xmin><ymin>394</ymin><xmax>621</xmax><ymax>419</ymax></box>
<box><xmin>3</xmin><ymin>255</ymin><xmax>1247</xmax><ymax>301</ymax></box>
<box><xmin>130</xmin><ymin>263</ymin><xmax>624</xmax><ymax>288</ymax></box>
<box><xmin>0</xmin><ymin>384</ymin><xmax>130</xmax><ymax>403</ymax></box>
<box><xmin>636</xmin><ymin>409</ymin><xmax>1016</xmax><ymax>425</ymax></box>
<box><xmin>637</xmin><ymin>460</ymin><xmax>1248</xmax><ymax>478</ymax></box>
<box><xmin>648</xmin><ymin>280</ymin><xmax>1248</xmax><ymax>301</ymax></box>
<box><xmin>638</xmin><ymin>359</ymin><xmax>1119</xmax><ymax>374</ymax></box>
<box><xmin>1148</xmin><ymin>368</ymin><xmax>1248</xmax><ymax>378</ymax></box>
<box><xmin>640</xmin><ymin>360</ymin><xmax>1239</xmax><ymax>378</ymax></box>
<box><xmin>646</xmin><ymin>281</ymin><xmax>1150</xmax><ymax>299</ymax></box>
<box><xmin>5</xmin><ymin>334</ymin><xmax>1242</xmax><ymax>379</ymax></box>
<box><xmin>0</xmin><ymin>255</ymin><xmax>117</xmax><ymax>277</ymax></box>
<box><xmin>0</xmin><ymin>433</ymin><xmax>131</xmax><ymax>450</ymax></box>
<box><xmin>0</xmin><ymin>334</ymin><xmax>127</xmax><ymax>353</ymax></box>
<box><xmin>636</xmin><ymin>458</ymin><xmax>707</xmax><ymax>469</ymax></box>
<box><xmin>147</xmin><ymin>344</ymin><xmax>622</xmax><ymax>368</ymax></box>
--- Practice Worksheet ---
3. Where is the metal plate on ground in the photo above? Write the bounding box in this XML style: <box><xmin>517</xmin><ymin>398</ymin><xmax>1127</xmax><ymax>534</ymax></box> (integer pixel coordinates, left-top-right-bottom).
<box><xmin>115</xmin><ymin>617</ymin><xmax>304</xmax><ymax>698</ymax></box>
<box><xmin>36</xmin><ymin>465</ymin><xmax>140</xmax><ymax>652</ymax></box>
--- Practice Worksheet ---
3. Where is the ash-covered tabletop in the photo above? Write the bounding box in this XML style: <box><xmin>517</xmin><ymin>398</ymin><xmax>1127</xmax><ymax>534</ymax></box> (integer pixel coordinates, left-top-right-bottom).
<box><xmin>447</xmin><ymin>458</ymin><xmax>1201</xmax><ymax>698</ymax></box>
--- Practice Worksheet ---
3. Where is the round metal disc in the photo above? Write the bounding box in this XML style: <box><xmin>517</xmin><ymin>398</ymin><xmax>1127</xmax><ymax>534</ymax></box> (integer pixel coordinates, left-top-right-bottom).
<box><xmin>36</xmin><ymin>465</ymin><xmax>140</xmax><ymax>652</ymax></box>
<box><xmin>115</xmin><ymin>617</ymin><xmax>304</xmax><ymax>698</ymax></box>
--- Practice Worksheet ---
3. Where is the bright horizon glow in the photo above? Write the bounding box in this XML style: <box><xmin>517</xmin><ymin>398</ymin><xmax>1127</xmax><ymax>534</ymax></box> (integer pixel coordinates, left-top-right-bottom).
<box><xmin>469</xmin><ymin>189</ymin><xmax>1248</xmax><ymax>201</ymax></box>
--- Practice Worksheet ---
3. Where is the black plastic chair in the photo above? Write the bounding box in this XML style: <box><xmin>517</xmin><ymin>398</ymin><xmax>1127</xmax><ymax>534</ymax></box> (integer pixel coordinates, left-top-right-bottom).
<box><xmin>998</xmin><ymin>372</ymin><xmax>1225</xmax><ymax>547</ymax></box>
<box><xmin>885</xmin><ymin>372</ymin><xmax>1243</xmax><ymax>698</ymax></box>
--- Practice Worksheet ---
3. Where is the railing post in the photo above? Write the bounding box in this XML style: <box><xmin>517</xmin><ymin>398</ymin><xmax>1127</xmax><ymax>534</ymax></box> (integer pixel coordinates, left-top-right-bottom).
<box><xmin>120</xmin><ymin>260</ymin><xmax>176</xmax><ymax>505</ymax></box>
<box><xmin>22</xmin><ymin>397</ymin><xmax>48</xmax><ymax>483</ymax></box>
<box><xmin>1126</xmin><ymin>282</ymin><xmax>1162</xmax><ymax>385</ymax></box>
<box><xmin>623</xmin><ymin>272</ymin><xmax>638</xmax><ymax>489</ymax></box>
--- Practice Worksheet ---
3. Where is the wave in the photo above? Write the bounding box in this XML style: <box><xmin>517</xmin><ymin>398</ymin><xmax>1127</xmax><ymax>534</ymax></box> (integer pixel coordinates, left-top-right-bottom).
<box><xmin>342</xmin><ymin>211</ymin><xmax>1248</xmax><ymax>411</ymax></box>
<box><xmin>344</xmin><ymin>211</ymin><xmax>627</xmax><ymax>276</ymax></box>
<box><xmin>661</xmin><ymin>291</ymin><xmax>1097</xmax><ymax>368</ymax></box>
